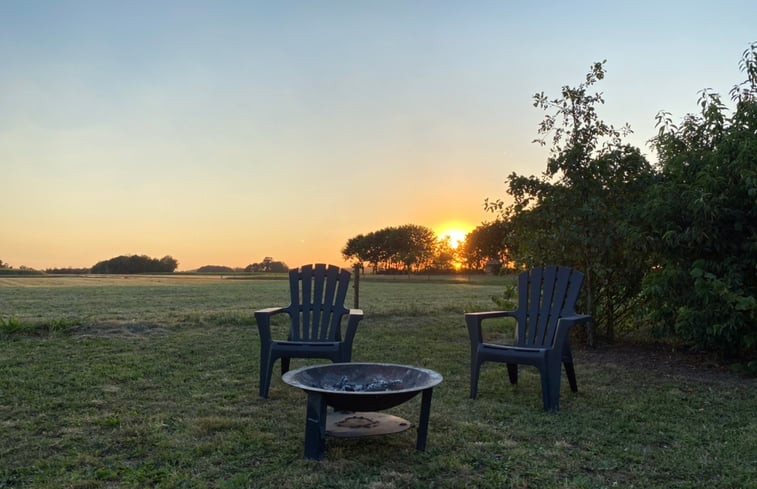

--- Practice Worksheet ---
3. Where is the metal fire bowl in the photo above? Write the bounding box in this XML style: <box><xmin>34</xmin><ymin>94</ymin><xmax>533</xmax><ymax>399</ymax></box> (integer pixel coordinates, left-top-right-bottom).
<box><xmin>282</xmin><ymin>363</ymin><xmax>443</xmax><ymax>412</ymax></box>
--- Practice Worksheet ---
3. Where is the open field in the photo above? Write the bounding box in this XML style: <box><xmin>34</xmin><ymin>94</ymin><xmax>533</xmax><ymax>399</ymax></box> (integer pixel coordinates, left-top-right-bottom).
<box><xmin>1</xmin><ymin>275</ymin><xmax>755</xmax><ymax>488</ymax></box>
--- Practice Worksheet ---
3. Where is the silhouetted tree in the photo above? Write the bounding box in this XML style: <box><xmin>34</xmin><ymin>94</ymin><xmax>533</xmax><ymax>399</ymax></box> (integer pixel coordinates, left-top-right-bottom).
<box><xmin>159</xmin><ymin>256</ymin><xmax>178</xmax><ymax>272</ymax></box>
<box><xmin>342</xmin><ymin>234</ymin><xmax>372</xmax><ymax>269</ymax></box>
<box><xmin>196</xmin><ymin>265</ymin><xmax>234</xmax><ymax>273</ymax></box>
<box><xmin>461</xmin><ymin>221</ymin><xmax>509</xmax><ymax>272</ymax></box>
<box><xmin>244</xmin><ymin>259</ymin><xmax>288</xmax><ymax>273</ymax></box>
<box><xmin>430</xmin><ymin>236</ymin><xmax>458</xmax><ymax>273</ymax></box>
<box><xmin>343</xmin><ymin>224</ymin><xmax>439</xmax><ymax>273</ymax></box>
<box><xmin>45</xmin><ymin>267</ymin><xmax>91</xmax><ymax>274</ymax></box>
<box><xmin>91</xmin><ymin>254</ymin><xmax>178</xmax><ymax>274</ymax></box>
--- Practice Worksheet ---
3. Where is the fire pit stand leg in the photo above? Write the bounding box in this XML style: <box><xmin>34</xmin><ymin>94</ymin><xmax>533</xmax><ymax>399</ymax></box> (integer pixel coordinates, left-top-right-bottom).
<box><xmin>304</xmin><ymin>391</ymin><xmax>327</xmax><ymax>460</ymax></box>
<box><xmin>416</xmin><ymin>387</ymin><xmax>433</xmax><ymax>451</ymax></box>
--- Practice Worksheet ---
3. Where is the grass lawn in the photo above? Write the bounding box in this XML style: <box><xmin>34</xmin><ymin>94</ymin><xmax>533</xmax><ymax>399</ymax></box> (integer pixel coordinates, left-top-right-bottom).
<box><xmin>1</xmin><ymin>274</ymin><xmax>755</xmax><ymax>488</ymax></box>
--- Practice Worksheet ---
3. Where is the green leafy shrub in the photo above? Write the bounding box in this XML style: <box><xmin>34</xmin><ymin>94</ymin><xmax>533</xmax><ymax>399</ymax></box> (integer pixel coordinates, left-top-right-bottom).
<box><xmin>642</xmin><ymin>43</ymin><xmax>757</xmax><ymax>359</ymax></box>
<box><xmin>487</xmin><ymin>61</ymin><xmax>655</xmax><ymax>344</ymax></box>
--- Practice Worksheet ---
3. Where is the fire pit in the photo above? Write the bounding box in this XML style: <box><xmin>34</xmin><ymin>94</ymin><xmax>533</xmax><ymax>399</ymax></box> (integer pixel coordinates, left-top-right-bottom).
<box><xmin>282</xmin><ymin>362</ymin><xmax>443</xmax><ymax>460</ymax></box>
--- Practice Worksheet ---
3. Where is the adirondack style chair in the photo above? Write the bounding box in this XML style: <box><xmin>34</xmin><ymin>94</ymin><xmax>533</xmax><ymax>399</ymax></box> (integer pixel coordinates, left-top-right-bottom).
<box><xmin>465</xmin><ymin>266</ymin><xmax>592</xmax><ymax>411</ymax></box>
<box><xmin>255</xmin><ymin>264</ymin><xmax>364</xmax><ymax>398</ymax></box>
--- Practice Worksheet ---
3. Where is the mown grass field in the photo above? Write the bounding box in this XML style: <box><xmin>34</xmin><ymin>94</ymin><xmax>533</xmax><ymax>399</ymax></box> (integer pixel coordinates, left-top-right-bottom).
<box><xmin>1</xmin><ymin>274</ymin><xmax>755</xmax><ymax>489</ymax></box>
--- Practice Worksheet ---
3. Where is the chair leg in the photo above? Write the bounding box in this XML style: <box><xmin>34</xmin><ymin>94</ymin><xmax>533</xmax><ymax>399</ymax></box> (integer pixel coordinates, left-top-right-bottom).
<box><xmin>561</xmin><ymin>341</ymin><xmax>578</xmax><ymax>392</ymax></box>
<box><xmin>547</xmin><ymin>377</ymin><xmax>561</xmax><ymax>411</ymax></box>
<box><xmin>564</xmin><ymin>361</ymin><xmax>578</xmax><ymax>392</ymax></box>
<box><xmin>340</xmin><ymin>347</ymin><xmax>352</xmax><ymax>363</ymax></box>
<box><xmin>470</xmin><ymin>356</ymin><xmax>481</xmax><ymax>399</ymax></box>
<box><xmin>259</xmin><ymin>349</ymin><xmax>274</xmax><ymax>399</ymax></box>
<box><xmin>540</xmin><ymin>368</ymin><xmax>553</xmax><ymax>411</ymax></box>
<box><xmin>304</xmin><ymin>391</ymin><xmax>327</xmax><ymax>460</ymax></box>
<box><xmin>543</xmin><ymin>358</ymin><xmax>563</xmax><ymax>411</ymax></box>
<box><xmin>506</xmin><ymin>363</ymin><xmax>518</xmax><ymax>385</ymax></box>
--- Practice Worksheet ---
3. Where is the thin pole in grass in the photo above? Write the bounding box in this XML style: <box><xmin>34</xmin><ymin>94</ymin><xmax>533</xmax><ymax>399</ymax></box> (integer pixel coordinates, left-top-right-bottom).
<box><xmin>352</xmin><ymin>263</ymin><xmax>360</xmax><ymax>308</ymax></box>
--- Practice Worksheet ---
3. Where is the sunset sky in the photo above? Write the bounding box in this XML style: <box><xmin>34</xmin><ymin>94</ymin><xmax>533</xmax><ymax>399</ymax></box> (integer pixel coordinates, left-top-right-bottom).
<box><xmin>2</xmin><ymin>1</ymin><xmax>755</xmax><ymax>271</ymax></box>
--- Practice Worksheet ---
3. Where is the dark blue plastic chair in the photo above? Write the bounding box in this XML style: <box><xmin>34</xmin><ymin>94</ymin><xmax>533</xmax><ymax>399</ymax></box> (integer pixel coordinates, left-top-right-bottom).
<box><xmin>465</xmin><ymin>266</ymin><xmax>592</xmax><ymax>411</ymax></box>
<box><xmin>255</xmin><ymin>264</ymin><xmax>364</xmax><ymax>398</ymax></box>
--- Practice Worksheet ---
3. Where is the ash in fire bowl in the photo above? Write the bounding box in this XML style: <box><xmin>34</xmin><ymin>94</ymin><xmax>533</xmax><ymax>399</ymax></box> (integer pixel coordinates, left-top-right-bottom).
<box><xmin>283</xmin><ymin>363</ymin><xmax>442</xmax><ymax>396</ymax></box>
<box><xmin>327</xmin><ymin>377</ymin><xmax>403</xmax><ymax>392</ymax></box>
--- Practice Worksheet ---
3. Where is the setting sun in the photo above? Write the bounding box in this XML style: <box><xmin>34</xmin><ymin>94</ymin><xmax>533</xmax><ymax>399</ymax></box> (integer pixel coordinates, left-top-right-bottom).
<box><xmin>440</xmin><ymin>230</ymin><xmax>467</xmax><ymax>249</ymax></box>
<box><xmin>435</xmin><ymin>223</ymin><xmax>471</xmax><ymax>250</ymax></box>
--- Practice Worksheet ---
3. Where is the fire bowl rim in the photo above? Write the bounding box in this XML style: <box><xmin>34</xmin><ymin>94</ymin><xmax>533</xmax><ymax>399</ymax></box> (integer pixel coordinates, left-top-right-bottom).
<box><xmin>281</xmin><ymin>362</ymin><xmax>443</xmax><ymax>395</ymax></box>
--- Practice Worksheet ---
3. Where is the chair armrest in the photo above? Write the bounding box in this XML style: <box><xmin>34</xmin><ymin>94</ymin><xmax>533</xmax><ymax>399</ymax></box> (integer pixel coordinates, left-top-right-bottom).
<box><xmin>464</xmin><ymin>310</ymin><xmax>517</xmax><ymax>344</ymax></box>
<box><xmin>557</xmin><ymin>314</ymin><xmax>592</xmax><ymax>328</ymax></box>
<box><xmin>343</xmin><ymin>309</ymin><xmax>364</xmax><ymax>347</ymax></box>
<box><xmin>255</xmin><ymin>307</ymin><xmax>286</xmax><ymax>316</ymax></box>
<box><xmin>254</xmin><ymin>307</ymin><xmax>287</xmax><ymax>344</ymax></box>
<box><xmin>465</xmin><ymin>310</ymin><xmax>517</xmax><ymax>322</ymax></box>
<box><xmin>552</xmin><ymin>314</ymin><xmax>592</xmax><ymax>349</ymax></box>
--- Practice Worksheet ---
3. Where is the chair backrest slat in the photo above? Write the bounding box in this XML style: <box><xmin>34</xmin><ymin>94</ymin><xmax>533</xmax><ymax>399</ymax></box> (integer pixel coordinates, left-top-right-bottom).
<box><xmin>329</xmin><ymin>266</ymin><xmax>351</xmax><ymax>340</ymax></box>
<box><xmin>543</xmin><ymin>267</ymin><xmax>572</xmax><ymax>346</ymax></box>
<box><xmin>515</xmin><ymin>265</ymin><xmax>584</xmax><ymax>347</ymax></box>
<box><xmin>534</xmin><ymin>265</ymin><xmax>558</xmax><ymax>345</ymax></box>
<box><xmin>319</xmin><ymin>265</ymin><xmax>339</xmax><ymax>339</ymax></box>
<box><xmin>286</xmin><ymin>264</ymin><xmax>350</xmax><ymax>342</ymax></box>
<box><xmin>289</xmin><ymin>265</ymin><xmax>304</xmax><ymax>339</ymax></box>
<box><xmin>310</xmin><ymin>264</ymin><xmax>325</xmax><ymax>339</ymax></box>
<box><xmin>525</xmin><ymin>266</ymin><xmax>543</xmax><ymax>344</ymax></box>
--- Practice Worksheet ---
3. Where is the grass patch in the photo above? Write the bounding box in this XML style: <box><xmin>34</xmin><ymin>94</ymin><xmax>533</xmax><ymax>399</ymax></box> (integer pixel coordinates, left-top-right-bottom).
<box><xmin>0</xmin><ymin>275</ymin><xmax>755</xmax><ymax>488</ymax></box>
<box><xmin>1</xmin><ymin>315</ymin><xmax>84</xmax><ymax>337</ymax></box>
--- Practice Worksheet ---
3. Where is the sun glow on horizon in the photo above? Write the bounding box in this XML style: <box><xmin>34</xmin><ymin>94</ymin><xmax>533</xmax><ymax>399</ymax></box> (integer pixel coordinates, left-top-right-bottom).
<box><xmin>435</xmin><ymin>224</ymin><xmax>471</xmax><ymax>250</ymax></box>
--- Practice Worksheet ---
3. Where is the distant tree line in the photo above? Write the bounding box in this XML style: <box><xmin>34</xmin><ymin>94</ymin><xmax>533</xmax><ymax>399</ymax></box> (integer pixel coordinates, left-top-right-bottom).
<box><xmin>342</xmin><ymin>223</ymin><xmax>511</xmax><ymax>275</ymax></box>
<box><xmin>244</xmin><ymin>257</ymin><xmax>288</xmax><ymax>273</ymax></box>
<box><xmin>91</xmin><ymin>255</ymin><xmax>179</xmax><ymax>274</ymax></box>
<box><xmin>196</xmin><ymin>265</ymin><xmax>236</xmax><ymax>273</ymax></box>
<box><xmin>343</xmin><ymin>224</ymin><xmax>442</xmax><ymax>273</ymax></box>
<box><xmin>483</xmin><ymin>45</ymin><xmax>756</xmax><ymax>362</ymax></box>
<box><xmin>0</xmin><ymin>259</ymin><xmax>45</xmax><ymax>275</ymax></box>
<box><xmin>0</xmin><ymin>267</ymin><xmax>43</xmax><ymax>276</ymax></box>
<box><xmin>3</xmin><ymin>256</ymin><xmax>292</xmax><ymax>275</ymax></box>
<box><xmin>44</xmin><ymin>267</ymin><xmax>92</xmax><ymax>274</ymax></box>
<box><xmin>194</xmin><ymin>259</ymin><xmax>289</xmax><ymax>273</ymax></box>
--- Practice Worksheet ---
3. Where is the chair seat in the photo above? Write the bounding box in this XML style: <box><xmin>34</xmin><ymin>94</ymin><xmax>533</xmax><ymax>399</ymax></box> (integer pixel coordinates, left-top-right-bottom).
<box><xmin>271</xmin><ymin>340</ymin><xmax>341</xmax><ymax>351</ymax></box>
<box><xmin>480</xmin><ymin>343</ymin><xmax>547</xmax><ymax>354</ymax></box>
<box><xmin>268</xmin><ymin>340</ymin><xmax>345</xmax><ymax>362</ymax></box>
<box><xmin>478</xmin><ymin>343</ymin><xmax>549</xmax><ymax>368</ymax></box>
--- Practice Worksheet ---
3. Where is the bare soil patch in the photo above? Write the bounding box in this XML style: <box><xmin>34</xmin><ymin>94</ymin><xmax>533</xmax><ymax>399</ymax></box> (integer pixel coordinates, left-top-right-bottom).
<box><xmin>73</xmin><ymin>321</ymin><xmax>171</xmax><ymax>339</ymax></box>
<box><xmin>576</xmin><ymin>342</ymin><xmax>756</xmax><ymax>386</ymax></box>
